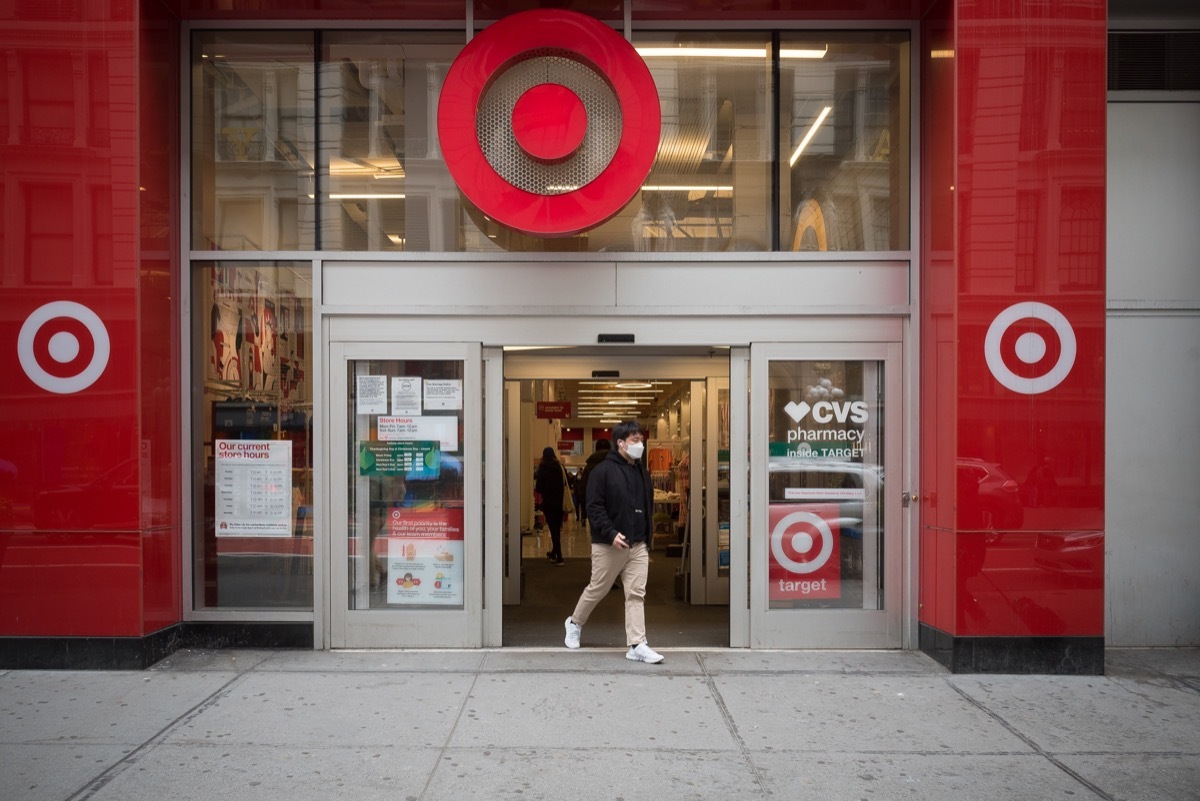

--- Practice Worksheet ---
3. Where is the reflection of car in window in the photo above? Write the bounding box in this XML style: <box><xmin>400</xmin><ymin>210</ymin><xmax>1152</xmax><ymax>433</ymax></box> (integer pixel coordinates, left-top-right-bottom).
<box><xmin>33</xmin><ymin>459</ymin><xmax>138</xmax><ymax>530</ymax></box>
<box><xmin>957</xmin><ymin>458</ymin><xmax>1024</xmax><ymax>529</ymax></box>
<box><xmin>767</xmin><ymin>458</ymin><xmax>883</xmax><ymax>575</ymax></box>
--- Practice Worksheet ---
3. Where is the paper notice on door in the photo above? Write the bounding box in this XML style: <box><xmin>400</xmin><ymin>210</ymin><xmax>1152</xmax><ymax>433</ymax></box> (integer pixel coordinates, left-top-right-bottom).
<box><xmin>356</xmin><ymin>375</ymin><xmax>388</xmax><ymax>415</ymax></box>
<box><xmin>391</xmin><ymin>376</ymin><xmax>422</xmax><ymax>416</ymax></box>
<box><xmin>386</xmin><ymin>507</ymin><xmax>465</xmax><ymax>606</ymax></box>
<box><xmin>423</xmin><ymin>379</ymin><xmax>462</xmax><ymax>410</ymax></box>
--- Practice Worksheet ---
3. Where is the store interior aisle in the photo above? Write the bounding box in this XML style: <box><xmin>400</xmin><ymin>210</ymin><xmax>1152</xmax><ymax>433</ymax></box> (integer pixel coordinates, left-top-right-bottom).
<box><xmin>505</xmin><ymin>517</ymin><xmax>727</xmax><ymax>648</ymax></box>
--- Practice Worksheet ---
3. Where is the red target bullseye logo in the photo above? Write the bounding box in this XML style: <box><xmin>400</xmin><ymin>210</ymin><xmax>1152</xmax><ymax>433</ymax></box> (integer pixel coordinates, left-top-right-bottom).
<box><xmin>438</xmin><ymin>9</ymin><xmax>661</xmax><ymax>238</ymax></box>
<box><xmin>17</xmin><ymin>301</ymin><xmax>111</xmax><ymax>394</ymax></box>
<box><xmin>770</xmin><ymin>511</ymin><xmax>835</xmax><ymax>575</ymax></box>
<box><xmin>984</xmin><ymin>302</ymin><xmax>1077</xmax><ymax>395</ymax></box>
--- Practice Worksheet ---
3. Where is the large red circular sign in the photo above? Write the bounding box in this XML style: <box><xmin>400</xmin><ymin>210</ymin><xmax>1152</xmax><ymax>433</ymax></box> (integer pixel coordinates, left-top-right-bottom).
<box><xmin>438</xmin><ymin>9</ymin><xmax>661</xmax><ymax>238</ymax></box>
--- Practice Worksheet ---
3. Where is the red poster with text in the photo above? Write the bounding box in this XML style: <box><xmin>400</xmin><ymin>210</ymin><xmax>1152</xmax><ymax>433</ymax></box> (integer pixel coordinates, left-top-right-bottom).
<box><xmin>768</xmin><ymin>503</ymin><xmax>840</xmax><ymax>600</ymax></box>
<box><xmin>386</xmin><ymin>507</ymin><xmax>464</xmax><ymax>605</ymax></box>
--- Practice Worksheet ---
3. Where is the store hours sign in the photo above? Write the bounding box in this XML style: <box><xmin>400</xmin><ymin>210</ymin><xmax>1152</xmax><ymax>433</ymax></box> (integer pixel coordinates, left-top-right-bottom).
<box><xmin>215</xmin><ymin>439</ymin><xmax>293</xmax><ymax>537</ymax></box>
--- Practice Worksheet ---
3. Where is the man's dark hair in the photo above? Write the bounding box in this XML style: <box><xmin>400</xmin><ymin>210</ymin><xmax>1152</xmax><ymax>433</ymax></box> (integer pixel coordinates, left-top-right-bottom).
<box><xmin>612</xmin><ymin>420</ymin><xmax>642</xmax><ymax>444</ymax></box>
<box><xmin>594</xmin><ymin>438</ymin><xmax>611</xmax><ymax>451</ymax></box>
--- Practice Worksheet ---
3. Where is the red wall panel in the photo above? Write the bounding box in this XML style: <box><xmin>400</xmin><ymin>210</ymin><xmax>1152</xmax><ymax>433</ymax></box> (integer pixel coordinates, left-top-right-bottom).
<box><xmin>0</xmin><ymin>0</ymin><xmax>181</xmax><ymax>637</ymax></box>
<box><xmin>952</xmin><ymin>0</ymin><xmax>1106</xmax><ymax>637</ymax></box>
<box><xmin>140</xmin><ymin>0</ymin><xmax>183</xmax><ymax>634</ymax></box>
<box><xmin>919</xmin><ymin>0</ymin><xmax>955</xmax><ymax>633</ymax></box>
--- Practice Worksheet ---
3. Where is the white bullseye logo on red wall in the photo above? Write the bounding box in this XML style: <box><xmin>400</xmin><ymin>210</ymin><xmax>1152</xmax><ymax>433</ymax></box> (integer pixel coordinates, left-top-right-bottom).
<box><xmin>984</xmin><ymin>301</ymin><xmax>1077</xmax><ymax>395</ymax></box>
<box><xmin>438</xmin><ymin>9</ymin><xmax>661</xmax><ymax>238</ymax></box>
<box><xmin>768</xmin><ymin>504</ymin><xmax>840</xmax><ymax>600</ymax></box>
<box><xmin>17</xmin><ymin>301</ymin><xmax>111</xmax><ymax>394</ymax></box>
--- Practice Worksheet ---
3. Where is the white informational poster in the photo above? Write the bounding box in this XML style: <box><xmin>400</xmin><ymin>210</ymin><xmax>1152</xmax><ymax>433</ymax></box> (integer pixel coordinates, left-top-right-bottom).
<box><xmin>424</xmin><ymin>379</ymin><xmax>463</xmax><ymax>410</ymax></box>
<box><xmin>386</xmin><ymin>508</ymin><xmax>465</xmax><ymax>606</ymax></box>
<box><xmin>356</xmin><ymin>375</ymin><xmax>388</xmax><ymax>415</ymax></box>
<box><xmin>376</xmin><ymin>416</ymin><xmax>459</xmax><ymax>450</ymax></box>
<box><xmin>391</xmin><ymin>376</ymin><xmax>423</xmax><ymax>416</ymax></box>
<box><xmin>214</xmin><ymin>439</ymin><xmax>293</xmax><ymax>537</ymax></box>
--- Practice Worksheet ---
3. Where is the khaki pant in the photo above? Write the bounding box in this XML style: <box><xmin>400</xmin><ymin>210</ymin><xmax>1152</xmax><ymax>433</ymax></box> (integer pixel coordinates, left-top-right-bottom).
<box><xmin>570</xmin><ymin>542</ymin><xmax>649</xmax><ymax>647</ymax></box>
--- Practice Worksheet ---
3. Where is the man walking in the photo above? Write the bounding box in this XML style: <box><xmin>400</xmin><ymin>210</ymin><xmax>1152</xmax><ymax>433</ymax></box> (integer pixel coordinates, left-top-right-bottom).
<box><xmin>563</xmin><ymin>420</ymin><xmax>664</xmax><ymax>663</ymax></box>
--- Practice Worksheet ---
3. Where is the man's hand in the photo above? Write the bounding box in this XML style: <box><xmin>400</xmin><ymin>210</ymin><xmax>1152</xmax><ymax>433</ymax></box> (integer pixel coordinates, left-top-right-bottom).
<box><xmin>613</xmin><ymin>533</ymin><xmax>629</xmax><ymax>550</ymax></box>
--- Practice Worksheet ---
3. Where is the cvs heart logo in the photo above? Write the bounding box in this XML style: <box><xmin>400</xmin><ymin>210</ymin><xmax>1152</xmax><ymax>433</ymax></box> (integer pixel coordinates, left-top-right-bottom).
<box><xmin>785</xmin><ymin>401</ymin><xmax>811</xmax><ymax>422</ymax></box>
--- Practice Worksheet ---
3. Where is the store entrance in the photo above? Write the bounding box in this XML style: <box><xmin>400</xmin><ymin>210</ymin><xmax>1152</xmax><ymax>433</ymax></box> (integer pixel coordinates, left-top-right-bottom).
<box><xmin>501</xmin><ymin>350</ymin><xmax>733</xmax><ymax>648</ymax></box>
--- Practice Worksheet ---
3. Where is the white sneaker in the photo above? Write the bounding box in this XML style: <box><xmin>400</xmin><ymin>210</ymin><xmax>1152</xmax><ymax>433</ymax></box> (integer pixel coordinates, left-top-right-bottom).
<box><xmin>564</xmin><ymin>617</ymin><xmax>582</xmax><ymax>649</ymax></box>
<box><xmin>626</xmin><ymin>642</ymin><xmax>664</xmax><ymax>664</ymax></box>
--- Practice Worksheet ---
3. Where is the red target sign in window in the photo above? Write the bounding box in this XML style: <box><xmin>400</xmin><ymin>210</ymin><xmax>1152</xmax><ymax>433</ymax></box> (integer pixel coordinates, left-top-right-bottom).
<box><xmin>768</xmin><ymin>504</ymin><xmax>841</xmax><ymax>601</ymax></box>
<box><xmin>438</xmin><ymin>9</ymin><xmax>661</xmax><ymax>238</ymax></box>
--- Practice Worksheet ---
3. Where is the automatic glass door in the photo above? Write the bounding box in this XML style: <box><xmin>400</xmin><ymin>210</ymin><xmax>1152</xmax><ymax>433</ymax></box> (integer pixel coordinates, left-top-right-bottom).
<box><xmin>749</xmin><ymin>342</ymin><xmax>903</xmax><ymax>648</ymax></box>
<box><xmin>329</xmin><ymin>342</ymin><xmax>484</xmax><ymax>648</ymax></box>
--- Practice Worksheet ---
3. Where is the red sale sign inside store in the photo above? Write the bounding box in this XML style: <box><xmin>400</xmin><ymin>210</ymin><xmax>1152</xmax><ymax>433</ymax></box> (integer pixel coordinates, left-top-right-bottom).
<box><xmin>386</xmin><ymin>507</ymin><xmax>465</xmax><ymax>605</ymax></box>
<box><xmin>768</xmin><ymin>503</ymin><xmax>840</xmax><ymax>600</ymax></box>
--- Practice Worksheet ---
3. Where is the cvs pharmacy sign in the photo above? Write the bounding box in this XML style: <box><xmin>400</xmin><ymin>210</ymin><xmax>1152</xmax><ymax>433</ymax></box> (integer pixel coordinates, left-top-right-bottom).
<box><xmin>785</xmin><ymin>399</ymin><xmax>869</xmax><ymax>425</ymax></box>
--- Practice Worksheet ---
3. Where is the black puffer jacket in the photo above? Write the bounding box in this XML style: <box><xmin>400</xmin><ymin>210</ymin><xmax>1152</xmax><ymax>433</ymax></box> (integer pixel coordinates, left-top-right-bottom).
<box><xmin>584</xmin><ymin>450</ymin><xmax>653</xmax><ymax>546</ymax></box>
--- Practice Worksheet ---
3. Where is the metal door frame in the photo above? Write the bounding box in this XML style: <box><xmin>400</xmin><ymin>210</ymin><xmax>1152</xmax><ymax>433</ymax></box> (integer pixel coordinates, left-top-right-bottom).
<box><xmin>328</xmin><ymin>340</ymin><xmax>484</xmax><ymax>647</ymax></box>
<box><xmin>749</xmin><ymin>341</ymin><xmax>903</xmax><ymax>648</ymax></box>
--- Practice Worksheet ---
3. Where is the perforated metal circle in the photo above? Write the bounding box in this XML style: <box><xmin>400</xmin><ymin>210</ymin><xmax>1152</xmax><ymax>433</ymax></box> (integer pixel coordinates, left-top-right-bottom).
<box><xmin>477</xmin><ymin>52</ymin><xmax>621</xmax><ymax>196</ymax></box>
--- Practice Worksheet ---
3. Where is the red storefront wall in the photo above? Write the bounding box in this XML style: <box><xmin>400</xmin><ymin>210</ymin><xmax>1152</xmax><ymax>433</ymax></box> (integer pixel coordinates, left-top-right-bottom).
<box><xmin>0</xmin><ymin>1</ymin><xmax>181</xmax><ymax>640</ymax></box>
<box><xmin>920</xmin><ymin>0</ymin><xmax>1106</xmax><ymax>668</ymax></box>
<box><xmin>1</xmin><ymin>1</ymin><xmax>1106</xmax><ymax>669</ymax></box>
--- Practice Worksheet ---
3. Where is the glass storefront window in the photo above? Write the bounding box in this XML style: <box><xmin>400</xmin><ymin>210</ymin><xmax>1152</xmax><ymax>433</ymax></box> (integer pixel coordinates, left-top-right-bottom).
<box><xmin>192</xmin><ymin>33</ymin><xmax>316</xmax><ymax>251</ymax></box>
<box><xmin>192</xmin><ymin>261</ymin><xmax>314</xmax><ymax>609</ymax></box>
<box><xmin>348</xmin><ymin>360</ymin><xmax>466</xmax><ymax>610</ymax></box>
<box><xmin>319</xmin><ymin>33</ymin><xmax>461</xmax><ymax>251</ymax></box>
<box><xmin>766</xmin><ymin>360</ymin><xmax>884</xmax><ymax>609</ymax></box>
<box><xmin>190</xmin><ymin>29</ymin><xmax>909</xmax><ymax>254</ymax></box>
<box><xmin>622</xmin><ymin>34</ymin><xmax>774</xmax><ymax>253</ymax></box>
<box><xmin>779</xmin><ymin>33</ymin><xmax>909</xmax><ymax>251</ymax></box>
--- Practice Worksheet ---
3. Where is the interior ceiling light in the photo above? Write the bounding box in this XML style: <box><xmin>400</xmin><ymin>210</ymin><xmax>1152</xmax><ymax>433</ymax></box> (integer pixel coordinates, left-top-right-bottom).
<box><xmin>788</xmin><ymin>105</ymin><xmax>833</xmax><ymax>167</ymax></box>
<box><xmin>642</xmin><ymin>185</ymin><xmax>733</xmax><ymax>192</ymax></box>
<box><xmin>636</xmin><ymin>45</ymin><xmax>827</xmax><ymax>59</ymax></box>
<box><xmin>615</xmin><ymin>382</ymin><xmax>652</xmax><ymax>389</ymax></box>
<box><xmin>781</xmin><ymin>46</ymin><xmax>829</xmax><ymax>59</ymax></box>
<box><xmin>633</xmin><ymin>45</ymin><xmax>830</xmax><ymax>59</ymax></box>
<box><xmin>330</xmin><ymin>193</ymin><xmax>406</xmax><ymax>200</ymax></box>
<box><xmin>579</xmin><ymin>390</ymin><xmax>660</xmax><ymax>396</ymax></box>
<box><xmin>636</xmin><ymin>46</ymin><xmax>764</xmax><ymax>58</ymax></box>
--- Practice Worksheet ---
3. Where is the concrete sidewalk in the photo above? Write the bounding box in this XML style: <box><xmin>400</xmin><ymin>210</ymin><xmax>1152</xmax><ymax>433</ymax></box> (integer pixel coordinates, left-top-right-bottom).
<box><xmin>2</xmin><ymin>648</ymin><xmax>1198</xmax><ymax>801</ymax></box>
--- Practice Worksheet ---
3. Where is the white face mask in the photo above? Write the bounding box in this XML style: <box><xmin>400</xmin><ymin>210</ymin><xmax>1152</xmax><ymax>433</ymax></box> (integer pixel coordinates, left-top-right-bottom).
<box><xmin>624</xmin><ymin>441</ymin><xmax>645</xmax><ymax>460</ymax></box>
